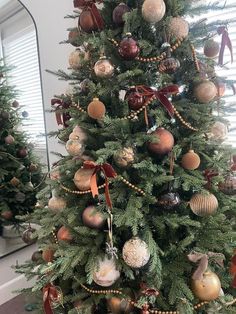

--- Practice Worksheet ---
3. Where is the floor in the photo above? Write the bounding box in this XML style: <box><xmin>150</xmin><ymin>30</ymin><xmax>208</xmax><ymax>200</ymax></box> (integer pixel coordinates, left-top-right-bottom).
<box><xmin>0</xmin><ymin>295</ymin><xmax>36</xmax><ymax>314</ymax></box>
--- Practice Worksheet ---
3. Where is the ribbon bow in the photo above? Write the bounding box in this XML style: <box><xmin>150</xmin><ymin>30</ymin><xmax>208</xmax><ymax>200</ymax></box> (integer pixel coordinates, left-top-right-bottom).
<box><xmin>51</xmin><ymin>98</ymin><xmax>71</xmax><ymax>128</ymax></box>
<box><xmin>77</xmin><ymin>1</ymin><xmax>104</xmax><ymax>30</ymax></box>
<box><xmin>188</xmin><ymin>251</ymin><xmax>225</xmax><ymax>280</ymax></box>
<box><xmin>217</xmin><ymin>26</ymin><xmax>233</xmax><ymax>66</ymax></box>
<box><xmin>74</xmin><ymin>0</ymin><xmax>102</xmax><ymax>8</ymax></box>
<box><xmin>140</xmin><ymin>282</ymin><xmax>160</xmax><ymax>297</ymax></box>
<box><xmin>83</xmin><ymin>161</ymin><xmax>117</xmax><ymax>208</ymax></box>
<box><xmin>203</xmin><ymin>169</ymin><xmax>219</xmax><ymax>189</ymax></box>
<box><xmin>43</xmin><ymin>284</ymin><xmax>63</xmax><ymax>314</ymax></box>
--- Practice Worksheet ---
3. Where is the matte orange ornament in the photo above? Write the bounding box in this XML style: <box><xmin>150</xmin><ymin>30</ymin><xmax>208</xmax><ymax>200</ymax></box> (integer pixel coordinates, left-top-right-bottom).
<box><xmin>181</xmin><ymin>150</ymin><xmax>201</xmax><ymax>170</ymax></box>
<box><xmin>148</xmin><ymin>128</ymin><xmax>174</xmax><ymax>155</ymax></box>
<box><xmin>191</xmin><ymin>271</ymin><xmax>221</xmax><ymax>301</ymax></box>
<box><xmin>82</xmin><ymin>206</ymin><xmax>105</xmax><ymax>229</ymax></box>
<box><xmin>74</xmin><ymin>168</ymin><xmax>94</xmax><ymax>191</ymax></box>
<box><xmin>87</xmin><ymin>98</ymin><xmax>106</xmax><ymax>119</ymax></box>
<box><xmin>57</xmin><ymin>226</ymin><xmax>73</xmax><ymax>242</ymax></box>
<box><xmin>42</xmin><ymin>248</ymin><xmax>55</xmax><ymax>263</ymax></box>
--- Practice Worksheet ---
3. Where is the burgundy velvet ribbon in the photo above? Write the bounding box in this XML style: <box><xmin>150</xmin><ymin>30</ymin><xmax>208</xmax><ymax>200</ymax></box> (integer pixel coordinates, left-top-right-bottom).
<box><xmin>140</xmin><ymin>282</ymin><xmax>160</xmax><ymax>297</ymax></box>
<box><xmin>217</xmin><ymin>26</ymin><xmax>233</xmax><ymax>66</ymax></box>
<box><xmin>43</xmin><ymin>284</ymin><xmax>61</xmax><ymax>314</ymax></box>
<box><xmin>203</xmin><ymin>169</ymin><xmax>219</xmax><ymax>189</ymax></box>
<box><xmin>83</xmin><ymin>161</ymin><xmax>117</xmax><ymax>208</ymax></box>
<box><xmin>74</xmin><ymin>0</ymin><xmax>102</xmax><ymax>8</ymax></box>
<box><xmin>51</xmin><ymin>98</ymin><xmax>71</xmax><ymax>128</ymax></box>
<box><xmin>87</xmin><ymin>3</ymin><xmax>104</xmax><ymax>30</ymax></box>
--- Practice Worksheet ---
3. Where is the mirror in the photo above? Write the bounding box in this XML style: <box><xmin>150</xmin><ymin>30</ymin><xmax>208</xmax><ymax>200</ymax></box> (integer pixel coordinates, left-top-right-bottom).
<box><xmin>0</xmin><ymin>0</ymin><xmax>48</xmax><ymax>258</ymax></box>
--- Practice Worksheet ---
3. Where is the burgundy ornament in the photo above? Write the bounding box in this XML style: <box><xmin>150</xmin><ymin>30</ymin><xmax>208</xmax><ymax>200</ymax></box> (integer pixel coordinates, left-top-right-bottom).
<box><xmin>18</xmin><ymin>147</ymin><xmax>28</xmax><ymax>158</ymax></box>
<box><xmin>118</xmin><ymin>33</ymin><xmax>140</xmax><ymax>60</ymax></box>
<box><xmin>125</xmin><ymin>87</ymin><xmax>145</xmax><ymax>110</ymax></box>
<box><xmin>113</xmin><ymin>3</ymin><xmax>131</xmax><ymax>26</ymax></box>
<box><xmin>159</xmin><ymin>57</ymin><xmax>180</xmax><ymax>74</ymax></box>
<box><xmin>148</xmin><ymin>128</ymin><xmax>174</xmax><ymax>156</ymax></box>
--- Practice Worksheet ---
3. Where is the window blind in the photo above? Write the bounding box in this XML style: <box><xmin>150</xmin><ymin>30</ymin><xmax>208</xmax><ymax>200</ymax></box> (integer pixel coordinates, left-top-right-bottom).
<box><xmin>2</xmin><ymin>26</ymin><xmax>46</xmax><ymax>150</ymax></box>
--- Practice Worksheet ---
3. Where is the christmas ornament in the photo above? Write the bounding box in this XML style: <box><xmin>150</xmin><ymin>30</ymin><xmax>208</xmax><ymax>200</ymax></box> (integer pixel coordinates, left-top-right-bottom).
<box><xmin>0</xmin><ymin>111</ymin><xmax>9</xmax><ymax>119</ymax></box>
<box><xmin>191</xmin><ymin>271</ymin><xmax>221</xmax><ymax>301</ymax></box>
<box><xmin>50</xmin><ymin>168</ymin><xmax>61</xmax><ymax>181</ymax></box>
<box><xmin>43</xmin><ymin>283</ymin><xmax>63</xmax><ymax>314</ymax></box>
<box><xmin>210</xmin><ymin>121</ymin><xmax>228</xmax><ymax>141</ymax></box>
<box><xmin>48</xmin><ymin>196</ymin><xmax>67</xmax><ymax>212</ymax></box>
<box><xmin>87</xmin><ymin>98</ymin><xmax>106</xmax><ymax>119</ymax></box>
<box><xmin>69</xmin><ymin>49</ymin><xmax>89</xmax><ymax>69</ymax></box>
<box><xmin>94</xmin><ymin>56</ymin><xmax>114</xmax><ymax>78</ymax></box>
<box><xmin>114</xmin><ymin>147</ymin><xmax>135</xmax><ymax>168</ymax></box>
<box><xmin>219</xmin><ymin>175</ymin><xmax>236</xmax><ymax>195</ymax></box>
<box><xmin>66</xmin><ymin>139</ymin><xmax>84</xmax><ymax>156</ymax></box>
<box><xmin>122</xmin><ymin>237</ymin><xmax>150</xmax><ymax>268</ymax></box>
<box><xmin>29</xmin><ymin>163</ymin><xmax>38</xmax><ymax>172</ymax></box>
<box><xmin>10</xmin><ymin>177</ymin><xmax>20</xmax><ymax>186</ymax></box>
<box><xmin>215</xmin><ymin>80</ymin><xmax>226</xmax><ymax>98</ymax></box>
<box><xmin>42</xmin><ymin>248</ymin><xmax>55</xmax><ymax>263</ymax></box>
<box><xmin>107</xmin><ymin>297</ymin><xmax>133</xmax><ymax>314</ymax></box>
<box><xmin>82</xmin><ymin>205</ymin><xmax>105</xmax><ymax>229</ymax></box>
<box><xmin>80</xmin><ymin>78</ymin><xmax>91</xmax><ymax>94</ymax></box>
<box><xmin>113</xmin><ymin>3</ymin><xmax>131</xmax><ymax>26</ymax></box>
<box><xmin>181</xmin><ymin>150</ymin><xmax>201</xmax><ymax>170</ymax></box>
<box><xmin>15</xmin><ymin>192</ymin><xmax>26</xmax><ymax>203</ymax></box>
<box><xmin>157</xmin><ymin>192</ymin><xmax>180</xmax><ymax>210</ymax></box>
<box><xmin>189</xmin><ymin>192</ymin><xmax>218</xmax><ymax>217</ymax></box>
<box><xmin>168</xmin><ymin>17</ymin><xmax>189</xmax><ymax>39</ymax></box>
<box><xmin>70</xmin><ymin>126</ymin><xmax>87</xmax><ymax>142</ymax></box>
<box><xmin>204</xmin><ymin>39</ymin><xmax>220</xmax><ymax>58</ymax></box>
<box><xmin>22</xmin><ymin>110</ymin><xmax>29</xmax><ymax>118</ymax></box>
<box><xmin>74</xmin><ymin>168</ymin><xmax>94</xmax><ymax>191</ymax></box>
<box><xmin>142</xmin><ymin>0</ymin><xmax>166</xmax><ymax>24</ymax></box>
<box><xmin>18</xmin><ymin>147</ymin><xmax>28</xmax><ymax>158</ymax></box>
<box><xmin>93</xmin><ymin>257</ymin><xmax>120</xmax><ymax>287</ymax></box>
<box><xmin>5</xmin><ymin>135</ymin><xmax>15</xmax><ymax>144</ymax></box>
<box><xmin>159</xmin><ymin>56</ymin><xmax>180</xmax><ymax>74</ymax></box>
<box><xmin>22</xmin><ymin>226</ymin><xmax>37</xmax><ymax>245</ymax></box>
<box><xmin>31</xmin><ymin>251</ymin><xmax>42</xmax><ymax>262</ymax></box>
<box><xmin>118</xmin><ymin>33</ymin><xmax>140</xmax><ymax>60</ymax></box>
<box><xmin>12</xmin><ymin>100</ymin><xmax>19</xmax><ymax>108</ymax></box>
<box><xmin>68</xmin><ymin>28</ymin><xmax>80</xmax><ymax>46</ymax></box>
<box><xmin>125</xmin><ymin>87</ymin><xmax>145</xmax><ymax>111</ymax></box>
<box><xmin>194</xmin><ymin>80</ymin><xmax>217</xmax><ymax>104</ymax></box>
<box><xmin>148</xmin><ymin>128</ymin><xmax>174</xmax><ymax>156</ymax></box>
<box><xmin>1</xmin><ymin>210</ymin><xmax>13</xmax><ymax>220</ymax></box>
<box><xmin>79</xmin><ymin>5</ymin><xmax>104</xmax><ymax>33</ymax></box>
<box><xmin>57</xmin><ymin>226</ymin><xmax>73</xmax><ymax>242</ymax></box>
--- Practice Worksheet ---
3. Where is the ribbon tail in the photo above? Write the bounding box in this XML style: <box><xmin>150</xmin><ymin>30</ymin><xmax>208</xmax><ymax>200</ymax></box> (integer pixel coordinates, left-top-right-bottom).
<box><xmin>105</xmin><ymin>177</ymin><xmax>112</xmax><ymax>208</ymax></box>
<box><xmin>157</xmin><ymin>94</ymin><xmax>175</xmax><ymax>117</ymax></box>
<box><xmin>192</xmin><ymin>255</ymin><xmax>209</xmax><ymax>281</ymax></box>
<box><xmin>55</xmin><ymin>112</ymin><xmax>63</xmax><ymax>126</ymax></box>
<box><xmin>91</xmin><ymin>3</ymin><xmax>104</xmax><ymax>30</ymax></box>
<box><xmin>90</xmin><ymin>172</ymin><xmax>99</xmax><ymax>198</ymax></box>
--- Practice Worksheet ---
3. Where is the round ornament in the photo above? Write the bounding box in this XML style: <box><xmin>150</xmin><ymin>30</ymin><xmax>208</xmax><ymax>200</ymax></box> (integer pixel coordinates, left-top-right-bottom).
<box><xmin>191</xmin><ymin>271</ymin><xmax>221</xmax><ymax>301</ymax></box>
<box><xmin>82</xmin><ymin>205</ymin><xmax>105</xmax><ymax>229</ymax></box>
<box><xmin>42</xmin><ymin>248</ymin><xmax>55</xmax><ymax>263</ymax></box>
<box><xmin>74</xmin><ymin>168</ymin><xmax>94</xmax><ymax>191</ymax></box>
<box><xmin>1</xmin><ymin>210</ymin><xmax>13</xmax><ymax>220</ymax></box>
<box><xmin>22</xmin><ymin>227</ymin><xmax>37</xmax><ymax>245</ymax></box>
<box><xmin>87</xmin><ymin>98</ymin><xmax>106</xmax><ymax>120</ymax></box>
<box><xmin>107</xmin><ymin>297</ymin><xmax>133</xmax><ymax>314</ymax></box>
<box><xmin>68</xmin><ymin>28</ymin><xmax>80</xmax><ymax>46</ymax></box>
<box><xmin>57</xmin><ymin>226</ymin><xmax>73</xmax><ymax>242</ymax></box>
<box><xmin>66</xmin><ymin>139</ymin><xmax>84</xmax><ymax>156</ymax></box>
<box><xmin>70</xmin><ymin>126</ymin><xmax>87</xmax><ymax>143</ymax></box>
<box><xmin>189</xmin><ymin>192</ymin><xmax>218</xmax><ymax>217</ymax></box>
<box><xmin>10</xmin><ymin>177</ymin><xmax>20</xmax><ymax>186</ymax></box>
<box><xmin>15</xmin><ymin>192</ymin><xmax>26</xmax><ymax>203</ymax></box>
<box><xmin>80</xmin><ymin>78</ymin><xmax>91</xmax><ymax>94</ymax></box>
<box><xmin>22</xmin><ymin>111</ymin><xmax>29</xmax><ymax>118</ymax></box>
<box><xmin>168</xmin><ymin>17</ymin><xmax>189</xmax><ymax>39</ymax></box>
<box><xmin>142</xmin><ymin>0</ymin><xmax>166</xmax><ymax>24</ymax></box>
<box><xmin>79</xmin><ymin>9</ymin><xmax>99</xmax><ymax>33</ymax></box>
<box><xmin>114</xmin><ymin>147</ymin><xmax>135</xmax><ymax>168</ymax></box>
<box><xmin>48</xmin><ymin>196</ymin><xmax>67</xmax><ymax>213</ymax></box>
<box><xmin>5</xmin><ymin>135</ymin><xmax>15</xmax><ymax>144</ymax></box>
<box><xmin>181</xmin><ymin>150</ymin><xmax>201</xmax><ymax>170</ymax></box>
<box><xmin>93</xmin><ymin>257</ymin><xmax>120</xmax><ymax>287</ymax></box>
<box><xmin>194</xmin><ymin>80</ymin><xmax>217</xmax><ymax>104</ymax></box>
<box><xmin>94</xmin><ymin>57</ymin><xmax>114</xmax><ymax>78</ymax></box>
<box><xmin>159</xmin><ymin>57</ymin><xmax>180</xmax><ymax>74</ymax></box>
<box><xmin>204</xmin><ymin>39</ymin><xmax>220</xmax><ymax>58</ymax></box>
<box><xmin>219</xmin><ymin>175</ymin><xmax>236</xmax><ymax>195</ymax></box>
<box><xmin>31</xmin><ymin>251</ymin><xmax>42</xmax><ymax>262</ymax></box>
<box><xmin>125</xmin><ymin>87</ymin><xmax>145</xmax><ymax>111</ymax></box>
<box><xmin>158</xmin><ymin>192</ymin><xmax>181</xmax><ymax>210</ymax></box>
<box><xmin>69</xmin><ymin>50</ymin><xmax>89</xmax><ymax>70</ymax></box>
<box><xmin>113</xmin><ymin>3</ymin><xmax>131</xmax><ymax>26</ymax></box>
<box><xmin>210</xmin><ymin>121</ymin><xmax>228</xmax><ymax>141</ymax></box>
<box><xmin>29</xmin><ymin>163</ymin><xmax>38</xmax><ymax>172</ymax></box>
<box><xmin>12</xmin><ymin>100</ymin><xmax>19</xmax><ymax>108</ymax></box>
<box><xmin>118</xmin><ymin>33</ymin><xmax>140</xmax><ymax>60</ymax></box>
<box><xmin>18</xmin><ymin>147</ymin><xmax>28</xmax><ymax>158</ymax></box>
<box><xmin>122</xmin><ymin>237</ymin><xmax>150</xmax><ymax>268</ymax></box>
<box><xmin>215</xmin><ymin>80</ymin><xmax>226</xmax><ymax>98</ymax></box>
<box><xmin>50</xmin><ymin>168</ymin><xmax>61</xmax><ymax>181</ymax></box>
<box><xmin>0</xmin><ymin>111</ymin><xmax>9</xmax><ymax>119</ymax></box>
<box><xmin>148</xmin><ymin>128</ymin><xmax>174</xmax><ymax>156</ymax></box>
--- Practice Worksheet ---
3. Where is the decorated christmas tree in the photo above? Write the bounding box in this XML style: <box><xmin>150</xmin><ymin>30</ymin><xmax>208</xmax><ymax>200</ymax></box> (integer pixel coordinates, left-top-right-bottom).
<box><xmin>0</xmin><ymin>60</ymin><xmax>42</xmax><ymax>236</ymax></box>
<box><xmin>17</xmin><ymin>1</ymin><xmax>236</xmax><ymax>313</ymax></box>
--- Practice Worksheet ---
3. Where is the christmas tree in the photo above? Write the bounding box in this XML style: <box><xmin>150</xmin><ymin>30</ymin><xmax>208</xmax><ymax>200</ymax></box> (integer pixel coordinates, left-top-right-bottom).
<box><xmin>17</xmin><ymin>1</ymin><xmax>236</xmax><ymax>313</ymax></box>
<box><xmin>0</xmin><ymin>60</ymin><xmax>42</xmax><ymax>235</ymax></box>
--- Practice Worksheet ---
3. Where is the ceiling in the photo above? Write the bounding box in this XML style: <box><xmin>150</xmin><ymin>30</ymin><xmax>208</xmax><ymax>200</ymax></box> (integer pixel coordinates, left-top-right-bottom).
<box><xmin>0</xmin><ymin>0</ymin><xmax>11</xmax><ymax>9</ymax></box>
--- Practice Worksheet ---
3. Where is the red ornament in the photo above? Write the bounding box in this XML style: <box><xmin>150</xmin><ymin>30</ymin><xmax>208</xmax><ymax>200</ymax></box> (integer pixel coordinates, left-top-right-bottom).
<box><xmin>125</xmin><ymin>87</ymin><xmax>145</xmax><ymax>110</ymax></box>
<box><xmin>118</xmin><ymin>33</ymin><xmax>140</xmax><ymax>60</ymax></box>
<box><xmin>148</xmin><ymin>128</ymin><xmax>174</xmax><ymax>155</ymax></box>
<box><xmin>231</xmin><ymin>164</ymin><xmax>236</xmax><ymax>172</ymax></box>
<box><xmin>57</xmin><ymin>226</ymin><xmax>73</xmax><ymax>242</ymax></box>
<box><xmin>113</xmin><ymin>3</ymin><xmax>131</xmax><ymax>26</ymax></box>
<box><xmin>18</xmin><ymin>147</ymin><xmax>28</xmax><ymax>158</ymax></box>
<box><xmin>79</xmin><ymin>4</ymin><xmax>104</xmax><ymax>33</ymax></box>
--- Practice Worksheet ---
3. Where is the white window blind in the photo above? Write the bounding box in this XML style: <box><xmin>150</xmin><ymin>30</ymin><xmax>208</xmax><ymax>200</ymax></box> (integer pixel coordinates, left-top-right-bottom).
<box><xmin>2</xmin><ymin>26</ymin><xmax>46</xmax><ymax>149</ymax></box>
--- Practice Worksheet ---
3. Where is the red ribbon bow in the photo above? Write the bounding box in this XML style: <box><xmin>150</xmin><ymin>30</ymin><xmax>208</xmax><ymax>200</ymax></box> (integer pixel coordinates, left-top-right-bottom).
<box><xmin>140</xmin><ymin>282</ymin><xmax>160</xmax><ymax>297</ymax></box>
<box><xmin>43</xmin><ymin>284</ymin><xmax>62</xmax><ymax>314</ymax></box>
<box><xmin>51</xmin><ymin>98</ymin><xmax>71</xmax><ymax>128</ymax></box>
<box><xmin>83</xmin><ymin>161</ymin><xmax>117</xmax><ymax>208</ymax></box>
<box><xmin>203</xmin><ymin>169</ymin><xmax>219</xmax><ymax>189</ymax></box>
<box><xmin>217</xmin><ymin>26</ymin><xmax>233</xmax><ymax>66</ymax></box>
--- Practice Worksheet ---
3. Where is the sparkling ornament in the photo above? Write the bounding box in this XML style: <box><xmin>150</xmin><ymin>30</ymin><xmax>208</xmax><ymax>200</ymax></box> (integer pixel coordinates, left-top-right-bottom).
<box><xmin>118</xmin><ymin>33</ymin><xmax>140</xmax><ymax>60</ymax></box>
<box><xmin>48</xmin><ymin>196</ymin><xmax>67</xmax><ymax>212</ymax></box>
<box><xmin>42</xmin><ymin>248</ymin><xmax>55</xmax><ymax>263</ymax></box>
<box><xmin>18</xmin><ymin>147</ymin><xmax>28</xmax><ymax>158</ymax></box>
<box><xmin>5</xmin><ymin>135</ymin><xmax>15</xmax><ymax>144</ymax></box>
<box><xmin>157</xmin><ymin>192</ymin><xmax>181</xmax><ymax>210</ymax></box>
<box><xmin>107</xmin><ymin>297</ymin><xmax>133</xmax><ymax>314</ymax></box>
<box><xmin>114</xmin><ymin>147</ymin><xmax>135</xmax><ymax>168</ymax></box>
<box><xmin>93</xmin><ymin>257</ymin><xmax>120</xmax><ymax>287</ymax></box>
<box><xmin>125</xmin><ymin>87</ymin><xmax>145</xmax><ymax>111</ymax></box>
<box><xmin>142</xmin><ymin>0</ymin><xmax>166</xmax><ymax>24</ymax></box>
<box><xmin>204</xmin><ymin>39</ymin><xmax>220</xmax><ymax>58</ymax></box>
<box><xmin>66</xmin><ymin>139</ymin><xmax>84</xmax><ymax>156</ymax></box>
<box><xmin>1</xmin><ymin>210</ymin><xmax>13</xmax><ymax>220</ymax></box>
<box><xmin>31</xmin><ymin>251</ymin><xmax>42</xmax><ymax>262</ymax></box>
<box><xmin>15</xmin><ymin>192</ymin><xmax>26</xmax><ymax>203</ymax></box>
<box><xmin>219</xmin><ymin>175</ymin><xmax>236</xmax><ymax>195</ymax></box>
<box><xmin>168</xmin><ymin>17</ymin><xmax>189</xmax><ymax>39</ymax></box>
<box><xmin>181</xmin><ymin>150</ymin><xmax>201</xmax><ymax>170</ymax></box>
<box><xmin>68</xmin><ymin>28</ymin><xmax>80</xmax><ymax>46</ymax></box>
<box><xmin>194</xmin><ymin>80</ymin><xmax>217</xmax><ymax>104</ymax></box>
<box><xmin>210</xmin><ymin>121</ymin><xmax>228</xmax><ymax>141</ymax></box>
<box><xmin>22</xmin><ymin>111</ymin><xmax>29</xmax><ymax>118</ymax></box>
<box><xmin>87</xmin><ymin>98</ymin><xmax>106</xmax><ymax>119</ymax></box>
<box><xmin>74</xmin><ymin>168</ymin><xmax>94</xmax><ymax>191</ymax></box>
<box><xmin>148</xmin><ymin>128</ymin><xmax>174</xmax><ymax>156</ymax></box>
<box><xmin>82</xmin><ymin>205</ymin><xmax>105</xmax><ymax>229</ymax></box>
<box><xmin>190</xmin><ymin>192</ymin><xmax>218</xmax><ymax>217</ymax></box>
<box><xmin>10</xmin><ymin>177</ymin><xmax>20</xmax><ymax>186</ymax></box>
<box><xmin>79</xmin><ymin>8</ymin><xmax>101</xmax><ymax>33</ymax></box>
<box><xmin>57</xmin><ymin>226</ymin><xmax>73</xmax><ymax>242</ymax></box>
<box><xmin>113</xmin><ymin>3</ymin><xmax>131</xmax><ymax>26</ymax></box>
<box><xmin>159</xmin><ymin>56</ymin><xmax>180</xmax><ymax>74</ymax></box>
<box><xmin>22</xmin><ymin>227</ymin><xmax>37</xmax><ymax>245</ymax></box>
<box><xmin>12</xmin><ymin>100</ymin><xmax>19</xmax><ymax>108</ymax></box>
<box><xmin>122</xmin><ymin>237</ymin><xmax>150</xmax><ymax>268</ymax></box>
<box><xmin>191</xmin><ymin>271</ymin><xmax>221</xmax><ymax>301</ymax></box>
<box><xmin>69</xmin><ymin>49</ymin><xmax>89</xmax><ymax>70</ymax></box>
<box><xmin>94</xmin><ymin>57</ymin><xmax>114</xmax><ymax>78</ymax></box>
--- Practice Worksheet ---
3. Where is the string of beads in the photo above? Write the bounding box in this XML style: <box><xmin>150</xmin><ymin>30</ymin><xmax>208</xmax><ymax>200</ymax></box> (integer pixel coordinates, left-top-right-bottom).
<box><xmin>190</xmin><ymin>43</ymin><xmax>200</xmax><ymax>72</ymax></box>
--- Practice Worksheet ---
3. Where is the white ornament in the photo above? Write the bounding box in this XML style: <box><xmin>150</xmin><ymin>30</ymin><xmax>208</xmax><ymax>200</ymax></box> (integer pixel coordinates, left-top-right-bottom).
<box><xmin>122</xmin><ymin>237</ymin><xmax>150</xmax><ymax>268</ymax></box>
<box><xmin>142</xmin><ymin>0</ymin><xmax>166</xmax><ymax>24</ymax></box>
<box><xmin>66</xmin><ymin>139</ymin><xmax>84</xmax><ymax>156</ymax></box>
<box><xmin>93</xmin><ymin>257</ymin><xmax>120</xmax><ymax>287</ymax></box>
<box><xmin>169</xmin><ymin>17</ymin><xmax>189</xmax><ymax>39</ymax></box>
<box><xmin>48</xmin><ymin>196</ymin><xmax>67</xmax><ymax>213</ymax></box>
<box><xmin>210</xmin><ymin>121</ymin><xmax>228</xmax><ymax>141</ymax></box>
<box><xmin>68</xmin><ymin>50</ymin><xmax>89</xmax><ymax>70</ymax></box>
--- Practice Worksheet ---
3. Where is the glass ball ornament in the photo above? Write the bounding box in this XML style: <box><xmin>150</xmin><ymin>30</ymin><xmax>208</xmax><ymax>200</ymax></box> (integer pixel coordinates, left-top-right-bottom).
<box><xmin>204</xmin><ymin>39</ymin><xmax>220</xmax><ymax>58</ymax></box>
<box><xmin>79</xmin><ymin>7</ymin><xmax>101</xmax><ymax>33</ymax></box>
<box><xmin>158</xmin><ymin>192</ymin><xmax>181</xmax><ymax>210</ymax></box>
<box><xmin>125</xmin><ymin>87</ymin><xmax>145</xmax><ymax>111</ymax></box>
<box><xmin>93</xmin><ymin>257</ymin><xmax>120</xmax><ymax>287</ymax></box>
<box><xmin>82</xmin><ymin>206</ymin><xmax>105</xmax><ymax>229</ymax></box>
<box><xmin>74</xmin><ymin>168</ymin><xmax>94</xmax><ymax>191</ymax></box>
<box><xmin>122</xmin><ymin>237</ymin><xmax>150</xmax><ymax>268</ymax></box>
<box><xmin>209</xmin><ymin>121</ymin><xmax>228</xmax><ymax>141</ymax></box>
<box><xmin>42</xmin><ymin>247</ymin><xmax>55</xmax><ymax>263</ymax></box>
<box><xmin>168</xmin><ymin>16</ymin><xmax>189</xmax><ymax>39</ymax></box>
<box><xmin>22</xmin><ymin>226</ymin><xmax>37</xmax><ymax>245</ymax></box>
<box><xmin>148</xmin><ymin>128</ymin><xmax>174</xmax><ymax>156</ymax></box>
<box><xmin>114</xmin><ymin>147</ymin><xmax>135</xmax><ymax>168</ymax></box>
<box><xmin>142</xmin><ymin>0</ymin><xmax>166</xmax><ymax>24</ymax></box>
<box><xmin>191</xmin><ymin>271</ymin><xmax>221</xmax><ymax>301</ymax></box>
<box><xmin>219</xmin><ymin>175</ymin><xmax>236</xmax><ymax>195</ymax></box>
<box><xmin>113</xmin><ymin>3</ymin><xmax>131</xmax><ymax>26</ymax></box>
<box><xmin>118</xmin><ymin>33</ymin><xmax>140</xmax><ymax>60</ymax></box>
<box><xmin>158</xmin><ymin>57</ymin><xmax>180</xmax><ymax>74</ymax></box>
<box><xmin>194</xmin><ymin>80</ymin><xmax>217</xmax><ymax>104</ymax></box>
<box><xmin>48</xmin><ymin>196</ymin><xmax>67</xmax><ymax>213</ymax></box>
<box><xmin>94</xmin><ymin>57</ymin><xmax>114</xmax><ymax>78</ymax></box>
<box><xmin>189</xmin><ymin>192</ymin><xmax>218</xmax><ymax>217</ymax></box>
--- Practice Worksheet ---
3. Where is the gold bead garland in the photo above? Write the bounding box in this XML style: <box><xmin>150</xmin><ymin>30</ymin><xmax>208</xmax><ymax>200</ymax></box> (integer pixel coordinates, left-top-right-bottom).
<box><xmin>190</xmin><ymin>43</ymin><xmax>200</xmax><ymax>72</ymax></box>
<box><xmin>172</xmin><ymin>105</ymin><xmax>199</xmax><ymax>131</ymax></box>
<box><xmin>60</xmin><ymin>183</ymin><xmax>107</xmax><ymax>195</ymax></box>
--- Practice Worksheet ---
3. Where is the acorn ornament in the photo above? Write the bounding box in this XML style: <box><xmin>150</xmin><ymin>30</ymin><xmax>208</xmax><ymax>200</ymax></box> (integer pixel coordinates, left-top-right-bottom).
<box><xmin>113</xmin><ymin>3</ymin><xmax>131</xmax><ymax>26</ymax></box>
<box><xmin>114</xmin><ymin>147</ymin><xmax>135</xmax><ymax>168</ymax></box>
<box><xmin>94</xmin><ymin>57</ymin><xmax>114</xmax><ymax>78</ymax></box>
<box><xmin>87</xmin><ymin>98</ymin><xmax>106</xmax><ymax>120</ymax></box>
<box><xmin>93</xmin><ymin>257</ymin><xmax>120</xmax><ymax>287</ymax></box>
<box><xmin>181</xmin><ymin>150</ymin><xmax>201</xmax><ymax>170</ymax></box>
<box><xmin>219</xmin><ymin>175</ymin><xmax>236</xmax><ymax>195</ymax></box>
<box><xmin>82</xmin><ymin>206</ymin><xmax>105</xmax><ymax>229</ymax></box>
<box><xmin>66</xmin><ymin>139</ymin><xmax>84</xmax><ymax>156</ymax></box>
<box><xmin>142</xmin><ymin>0</ymin><xmax>166</xmax><ymax>24</ymax></box>
<box><xmin>57</xmin><ymin>226</ymin><xmax>73</xmax><ymax>242</ymax></box>
<box><xmin>148</xmin><ymin>128</ymin><xmax>174</xmax><ymax>156</ymax></box>
<box><xmin>122</xmin><ymin>237</ymin><xmax>150</xmax><ymax>268</ymax></box>
<box><xmin>190</xmin><ymin>192</ymin><xmax>218</xmax><ymax>217</ymax></box>
<box><xmin>22</xmin><ymin>226</ymin><xmax>37</xmax><ymax>245</ymax></box>
<box><xmin>48</xmin><ymin>196</ymin><xmax>67</xmax><ymax>213</ymax></box>
<box><xmin>74</xmin><ymin>168</ymin><xmax>94</xmax><ymax>191</ymax></box>
<box><xmin>118</xmin><ymin>33</ymin><xmax>140</xmax><ymax>60</ymax></box>
<box><xmin>204</xmin><ymin>39</ymin><xmax>220</xmax><ymax>58</ymax></box>
<box><xmin>69</xmin><ymin>49</ymin><xmax>89</xmax><ymax>70</ymax></box>
<box><xmin>194</xmin><ymin>80</ymin><xmax>217</xmax><ymax>104</ymax></box>
<box><xmin>168</xmin><ymin>17</ymin><xmax>189</xmax><ymax>39</ymax></box>
<box><xmin>191</xmin><ymin>271</ymin><xmax>221</xmax><ymax>301</ymax></box>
